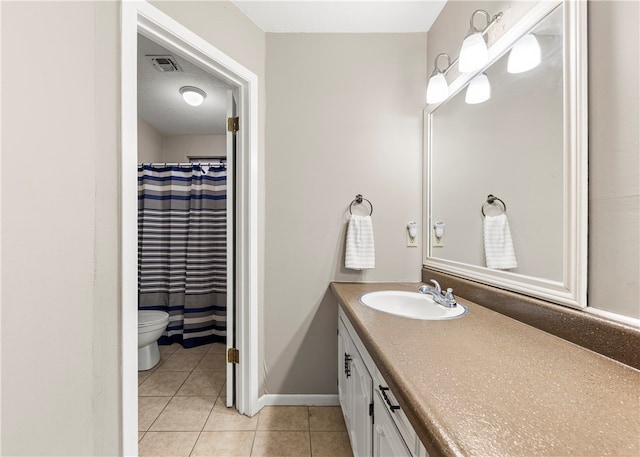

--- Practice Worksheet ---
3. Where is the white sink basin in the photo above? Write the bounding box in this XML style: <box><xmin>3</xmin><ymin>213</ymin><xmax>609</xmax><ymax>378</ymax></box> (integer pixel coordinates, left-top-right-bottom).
<box><xmin>359</xmin><ymin>290</ymin><xmax>467</xmax><ymax>320</ymax></box>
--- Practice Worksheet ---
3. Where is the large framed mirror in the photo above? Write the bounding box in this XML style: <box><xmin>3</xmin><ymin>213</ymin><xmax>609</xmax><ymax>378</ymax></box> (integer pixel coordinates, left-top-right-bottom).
<box><xmin>424</xmin><ymin>0</ymin><xmax>587</xmax><ymax>309</ymax></box>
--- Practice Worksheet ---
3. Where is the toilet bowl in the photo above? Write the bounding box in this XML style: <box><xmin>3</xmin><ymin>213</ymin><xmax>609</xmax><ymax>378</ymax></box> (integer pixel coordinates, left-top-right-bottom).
<box><xmin>138</xmin><ymin>310</ymin><xmax>169</xmax><ymax>371</ymax></box>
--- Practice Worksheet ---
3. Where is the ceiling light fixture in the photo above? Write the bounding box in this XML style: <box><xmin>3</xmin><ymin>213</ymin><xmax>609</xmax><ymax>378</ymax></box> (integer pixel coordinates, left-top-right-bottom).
<box><xmin>507</xmin><ymin>34</ymin><xmax>541</xmax><ymax>74</ymax></box>
<box><xmin>426</xmin><ymin>53</ymin><xmax>452</xmax><ymax>104</ymax></box>
<box><xmin>179</xmin><ymin>86</ymin><xmax>206</xmax><ymax>106</ymax></box>
<box><xmin>465</xmin><ymin>73</ymin><xmax>491</xmax><ymax>104</ymax></box>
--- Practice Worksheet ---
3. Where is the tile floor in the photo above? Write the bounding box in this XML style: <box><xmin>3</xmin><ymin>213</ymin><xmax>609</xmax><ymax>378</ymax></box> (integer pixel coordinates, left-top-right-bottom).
<box><xmin>138</xmin><ymin>342</ymin><xmax>353</xmax><ymax>457</ymax></box>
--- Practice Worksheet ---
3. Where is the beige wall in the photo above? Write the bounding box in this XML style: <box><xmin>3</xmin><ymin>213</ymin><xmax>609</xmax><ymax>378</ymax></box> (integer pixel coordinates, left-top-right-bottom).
<box><xmin>588</xmin><ymin>0</ymin><xmax>639</xmax><ymax>319</ymax></box>
<box><xmin>137</xmin><ymin>117</ymin><xmax>226</xmax><ymax>163</ymax></box>
<box><xmin>427</xmin><ymin>1</ymin><xmax>639</xmax><ymax>319</ymax></box>
<box><xmin>265</xmin><ymin>33</ymin><xmax>426</xmax><ymax>393</ymax></box>
<box><xmin>161</xmin><ymin>134</ymin><xmax>226</xmax><ymax>162</ymax></box>
<box><xmin>138</xmin><ymin>117</ymin><xmax>163</xmax><ymax>163</ymax></box>
<box><xmin>1</xmin><ymin>2</ymin><xmax>120</xmax><ymax>455</ymax></box>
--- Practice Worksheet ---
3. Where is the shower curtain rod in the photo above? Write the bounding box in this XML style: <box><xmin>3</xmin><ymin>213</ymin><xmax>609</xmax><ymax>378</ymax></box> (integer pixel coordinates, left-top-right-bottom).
<box><xmin>139</xmin><ymin>161</ymin><xmax>226</xmax><ymax>167</ymax></box>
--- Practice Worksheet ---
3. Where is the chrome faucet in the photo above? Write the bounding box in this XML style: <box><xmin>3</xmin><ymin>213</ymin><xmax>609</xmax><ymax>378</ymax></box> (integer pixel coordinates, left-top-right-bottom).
<box><xmin>418</xmin><ymin>280</ymin><xmax>458</xmax><ymax>308</ymax></box>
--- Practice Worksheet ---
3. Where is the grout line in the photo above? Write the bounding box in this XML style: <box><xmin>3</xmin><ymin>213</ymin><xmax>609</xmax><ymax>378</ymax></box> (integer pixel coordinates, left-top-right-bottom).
<box><xmin>307</xmin><ymin>406</ymin><xmax>312</xmax><ymax>457</ymax></box>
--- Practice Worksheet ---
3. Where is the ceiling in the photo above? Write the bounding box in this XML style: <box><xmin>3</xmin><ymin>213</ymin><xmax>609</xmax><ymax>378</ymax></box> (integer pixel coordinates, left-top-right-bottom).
<box><xmin>231</xmin><ymin>1</ymin><xmax>447</xmax><ymax>33</ymax></box>
<box><xmin>138</xmin><ymin>2</ymin><xmax>448</xmax><ymax>136</ymax></box>
<box><xmin>138</xmin><ymin>35</ymin><xmax>233</xmax><ymax>136</ymax></box>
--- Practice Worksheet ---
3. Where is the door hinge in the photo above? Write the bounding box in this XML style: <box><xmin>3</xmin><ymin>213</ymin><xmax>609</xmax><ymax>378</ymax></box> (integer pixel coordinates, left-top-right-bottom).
<box><xmin>227</xmin><ymin>116</ymin><xmax>239</xmax><ymax>132</ymax></box>
<box><xmin>228</xmin><ymin>347</ymin><xmax>239</xmax><ymax>364</ymax></box>
<box><xmin>369</xmin><ymin>402</ymin><xmax>374</xmax><ymax>420</ymax></box>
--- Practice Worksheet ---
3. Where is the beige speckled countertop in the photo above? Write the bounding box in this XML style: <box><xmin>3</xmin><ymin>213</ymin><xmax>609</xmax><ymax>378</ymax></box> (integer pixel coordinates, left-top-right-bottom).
<box><xmin>331</xmin><ymin>282</ymin><xmax>640</xmax><ymax>457</ymax></box>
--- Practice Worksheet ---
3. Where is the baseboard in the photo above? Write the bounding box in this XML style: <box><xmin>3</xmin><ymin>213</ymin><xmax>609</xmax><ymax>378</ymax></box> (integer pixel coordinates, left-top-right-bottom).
<box><xmin>258</xmin><ymin>394</ymin><xmax>339</xmax><ymax>408</ymax></box>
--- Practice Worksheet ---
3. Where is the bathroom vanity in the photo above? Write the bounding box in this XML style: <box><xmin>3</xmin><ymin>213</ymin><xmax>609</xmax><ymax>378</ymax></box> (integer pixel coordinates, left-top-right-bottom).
<box><xmin>332</xmin><ymin>282</ymin><xmax>640</xmax><ymax>457</ymax></box>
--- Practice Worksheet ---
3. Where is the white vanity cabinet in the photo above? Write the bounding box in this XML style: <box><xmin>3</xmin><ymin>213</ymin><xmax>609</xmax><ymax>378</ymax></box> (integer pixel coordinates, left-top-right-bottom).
<box><xmin>339</xmin><ymin>308</ymin><xmax>429</xmax><ymax>457</ymax></box>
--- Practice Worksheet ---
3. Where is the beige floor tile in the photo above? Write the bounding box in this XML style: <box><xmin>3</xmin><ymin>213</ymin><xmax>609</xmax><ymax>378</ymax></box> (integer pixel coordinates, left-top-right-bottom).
<box><xmin>203</xmin><ymin>398</ymin><xmax>260</xmax><ymax>431</ymax></box>
<box><xmin>138</xmin><ymin>431</ymin><xmax>199</xmax><ymax>457</ymax></box>
<box><xmin>207</xmin><ymin>342</ymin><xmax>227</xmax><ymax>353</ymax></box>
<box><xmin>176</xmin><ymin>370</ymin><xmax>225</xmax><ymax>397</ymax></box>
<box><xmin>139</xmin><ymin>370</ymin><xmax>153</xmax><ymax>386</ymax></box>
<box><xmin>191</xmin><ymin>431</ymin><xmax>255</xmax><ymax>457</ymax></box>
<box><xmin>150</xmin><ymin>396</ymin><xmax>215</xmax><ymax>431</ymax></box>
<box><xmin>194</xmin><ymin>352</ymin><xmax>227</xmax><ymax>371</ymax></box>
<box><xmin>158</xmin><ymin>343</ymin><xmax>180</xmax><ymax>357</ymax></box>
<box><xmin>155</xmin><ymin>351</ymin><xmax>206</xmax><ymax>372</ymax></box>
<box><xmin>139</xmin><ymin>397</ymin><xmax>171</xmax><ymax>431</ymax></box>
<box><xmin>173</xmin><ymin>343</ymin><xmax>212</xmax><ymax>354</ymax></box>
<box><xmin>139</xmin><ymin>432</ymin><xmax>146</xmax><ymax>442</ymax></box>
<box><xmin>309</xmin><ymin>406</ymin><xmax>347</xmax><ymax>432</ymax></box>
<box><xmin>310</xmin><ymin>431</ymin><xmax>353</xmax><ymax>457</ymax></box>
<box><xmin>256</xmin><ymin>406</ymin><xmax>309</xmax><ymax>431</ymax></box>
<box><xmin>139</xmin><ymin>371</ymin><xmax>190</xmax><ymax>397</ymax></box>
<box><xmin>251</xmin><ymin>431</ymin><xmax>310</xmax><ymax>457</ymax></box>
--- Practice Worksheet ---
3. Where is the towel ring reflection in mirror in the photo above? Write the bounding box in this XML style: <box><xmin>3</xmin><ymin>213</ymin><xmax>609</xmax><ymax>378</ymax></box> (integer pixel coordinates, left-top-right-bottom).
<box><xmin>481</xmin><ymin>194</ymin><xmax>506</xmax><ymax>217</ymax></box>
<box><xmin>349</xmin><ymin>194</ymin><xmax>373</xmax><ymax>216</ymax></box>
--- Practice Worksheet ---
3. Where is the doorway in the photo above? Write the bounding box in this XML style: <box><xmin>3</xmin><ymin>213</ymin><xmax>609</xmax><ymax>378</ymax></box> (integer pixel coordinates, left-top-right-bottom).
<box><xmin>121</xmin><ymin>2</ymin><xmax>260</xmax><ymax>455</ymax></box>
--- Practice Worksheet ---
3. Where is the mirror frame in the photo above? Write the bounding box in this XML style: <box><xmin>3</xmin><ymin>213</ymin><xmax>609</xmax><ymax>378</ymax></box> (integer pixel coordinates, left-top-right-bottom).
<box><xmin>423</xmin><ymin>0</ymin><xmax>588</xmax><ymax>309</ymax></box>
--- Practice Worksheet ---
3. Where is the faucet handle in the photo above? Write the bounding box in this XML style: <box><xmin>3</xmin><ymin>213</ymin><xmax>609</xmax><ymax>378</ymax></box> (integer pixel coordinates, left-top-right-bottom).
<box><xmin>430</xmin><ymin>279</ymin><xmax>442</xmax><ymax>294</ymax></box>
<box><xmin>444</xmin><ymin>288</ymin><xmax>456</xmax><ymax>303</ymax></box>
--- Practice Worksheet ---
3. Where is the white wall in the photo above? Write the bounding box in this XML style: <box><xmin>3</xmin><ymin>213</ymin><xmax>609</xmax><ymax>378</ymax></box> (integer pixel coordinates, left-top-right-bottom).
<box><xmin>265</xmin><ymin>33</ymin><xmax>426</xmax><ymax>393</ymax></box>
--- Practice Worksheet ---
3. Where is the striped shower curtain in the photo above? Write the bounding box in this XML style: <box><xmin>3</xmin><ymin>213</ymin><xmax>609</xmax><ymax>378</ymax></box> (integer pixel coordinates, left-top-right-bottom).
<box><xmin>138</xmin><ymin>164</ymin><xmax>227</xmax><ymax>348</ymax></box>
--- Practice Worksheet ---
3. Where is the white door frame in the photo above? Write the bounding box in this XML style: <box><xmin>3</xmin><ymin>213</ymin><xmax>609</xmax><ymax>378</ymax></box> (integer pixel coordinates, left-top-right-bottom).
<box><xmin>121</xmin><ymin>2</ymin><xmax>260</xmax><ymax>455</ymax></box>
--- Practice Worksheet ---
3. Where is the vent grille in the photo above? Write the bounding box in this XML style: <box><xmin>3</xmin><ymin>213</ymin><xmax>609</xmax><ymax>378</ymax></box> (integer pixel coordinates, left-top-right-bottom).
<box><xmin>146</xmin><ymin>55</ymin><xmax>183</xmax><ymax>72</ymax></box>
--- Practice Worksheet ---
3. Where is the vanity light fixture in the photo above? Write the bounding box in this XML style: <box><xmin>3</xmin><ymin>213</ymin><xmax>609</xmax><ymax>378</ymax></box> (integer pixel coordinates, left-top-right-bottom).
<box><xmin>465</xmin><ymin>73</ymin><xmax>491</xmax><ymax>104</ymax></box>
<box><xmin>179</xmin><ymin>86</ymin><xmax>206</xmax><ymax>106</ymax></box>
<box><xmin>458</xmin><ymin>10</ymin><xmax>491</xmax><ymax>73</ymax></box>
<box><xmin>426</xmin><ymin>53</ymin><xmax>451</xmax><ymax>104</ymax></box>
<box><xmin>507</xmin><ymin>34</ymin><xmax>542</xmax><ymax>74</ymax></box>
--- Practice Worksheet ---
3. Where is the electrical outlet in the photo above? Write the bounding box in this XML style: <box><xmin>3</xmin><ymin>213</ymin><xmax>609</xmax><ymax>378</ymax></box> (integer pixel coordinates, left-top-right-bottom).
<box><xmin>432</xmin><ymin>229</ymin><xmax>444</xmax><ymax>247</ymax></box>
<box><xmin>406</xmin><ymin>231</ymin><xmax>418</xmax><ymax>247</ymax></box>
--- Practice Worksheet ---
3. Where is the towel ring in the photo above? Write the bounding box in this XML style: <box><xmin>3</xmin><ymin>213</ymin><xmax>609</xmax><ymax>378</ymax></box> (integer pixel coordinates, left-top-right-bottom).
<box><xmin>349</xmin><ymin>194</ymin><xmax>373</xmax><ymax>216</ymax></box>
<box><xmin>481</xmin><ymin>194</ymin><xmax>506</xmax><ymax>217</ymax></box>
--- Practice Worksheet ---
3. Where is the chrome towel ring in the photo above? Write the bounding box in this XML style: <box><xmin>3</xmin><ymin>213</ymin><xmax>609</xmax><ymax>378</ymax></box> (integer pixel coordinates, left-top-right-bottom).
<box><xmin>481</xmin><ymin>194</ymin><xmax>506</xmax><ymax>217</ymax></box>
<box><xmin>349</xmin><ymin>194</ymin><xmax>373</xmax><ymax>216</ymax></box>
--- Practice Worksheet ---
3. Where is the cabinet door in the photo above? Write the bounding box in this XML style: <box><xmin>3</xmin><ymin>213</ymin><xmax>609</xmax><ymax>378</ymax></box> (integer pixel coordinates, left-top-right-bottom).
<box><xmin>373</xmin><ymin>391</ymin><xmax>412</xmax><ymax>457</ymax></box>
<box><xmin>338</xmin><ymin>320</ymin><xmax>351</xmax><ymax>429</ymax></box>
<box><xmin>350</xmin><ymin>353</ymin><xmax>372</xmax><ymax>457</ymax></box>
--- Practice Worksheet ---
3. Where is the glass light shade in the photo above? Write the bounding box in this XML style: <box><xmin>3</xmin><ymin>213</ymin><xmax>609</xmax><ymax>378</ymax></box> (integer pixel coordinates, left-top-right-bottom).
<box><xmin>458</xmin><ymin>31</ymin><xmax>489</xmax><ymax>73</ymax></box>
<box><xmin>465</xmin><ymin>73</ymin><xmax>491</xmax><ymax>104</ymax></box>
<box><xmin>507</xmin><ymin>34</ymin><xmax>541</xmax><ymax>74</ymax></box>
<box><xmin>426</xmin><ymin>73</ymin><xmax>449</xmax><ymax>104</ymax></box>
<box><xmin>180</xmin><ymin>86</ymin><xmax>206</xmax><ymax>106</ymax></box>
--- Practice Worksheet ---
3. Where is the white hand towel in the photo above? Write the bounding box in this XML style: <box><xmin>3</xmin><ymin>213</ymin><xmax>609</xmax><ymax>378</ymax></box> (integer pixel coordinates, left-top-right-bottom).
<box><xmin>483</xmin><ymin>213</ymin><xmax>518</xmax><ymax>270</ymax></box>
<box><xmin>345</xmin><ymin>215</ymin><xmax>375</xmax><ymax>270</ymax></box>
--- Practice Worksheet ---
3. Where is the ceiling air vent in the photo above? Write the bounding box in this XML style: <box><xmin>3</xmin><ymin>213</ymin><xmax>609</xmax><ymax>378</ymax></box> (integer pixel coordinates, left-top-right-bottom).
<box><xmin>146</xmin><ymin>55</ymin><xmax>183</xmax><ymax>72</ymax></box>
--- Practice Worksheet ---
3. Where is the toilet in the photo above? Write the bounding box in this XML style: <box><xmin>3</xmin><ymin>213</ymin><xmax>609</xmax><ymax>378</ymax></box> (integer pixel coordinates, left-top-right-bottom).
<box><xmin>138</xmin><ymin>310</ymin><xmax>170</xmax><ymax>370</ymax></box>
